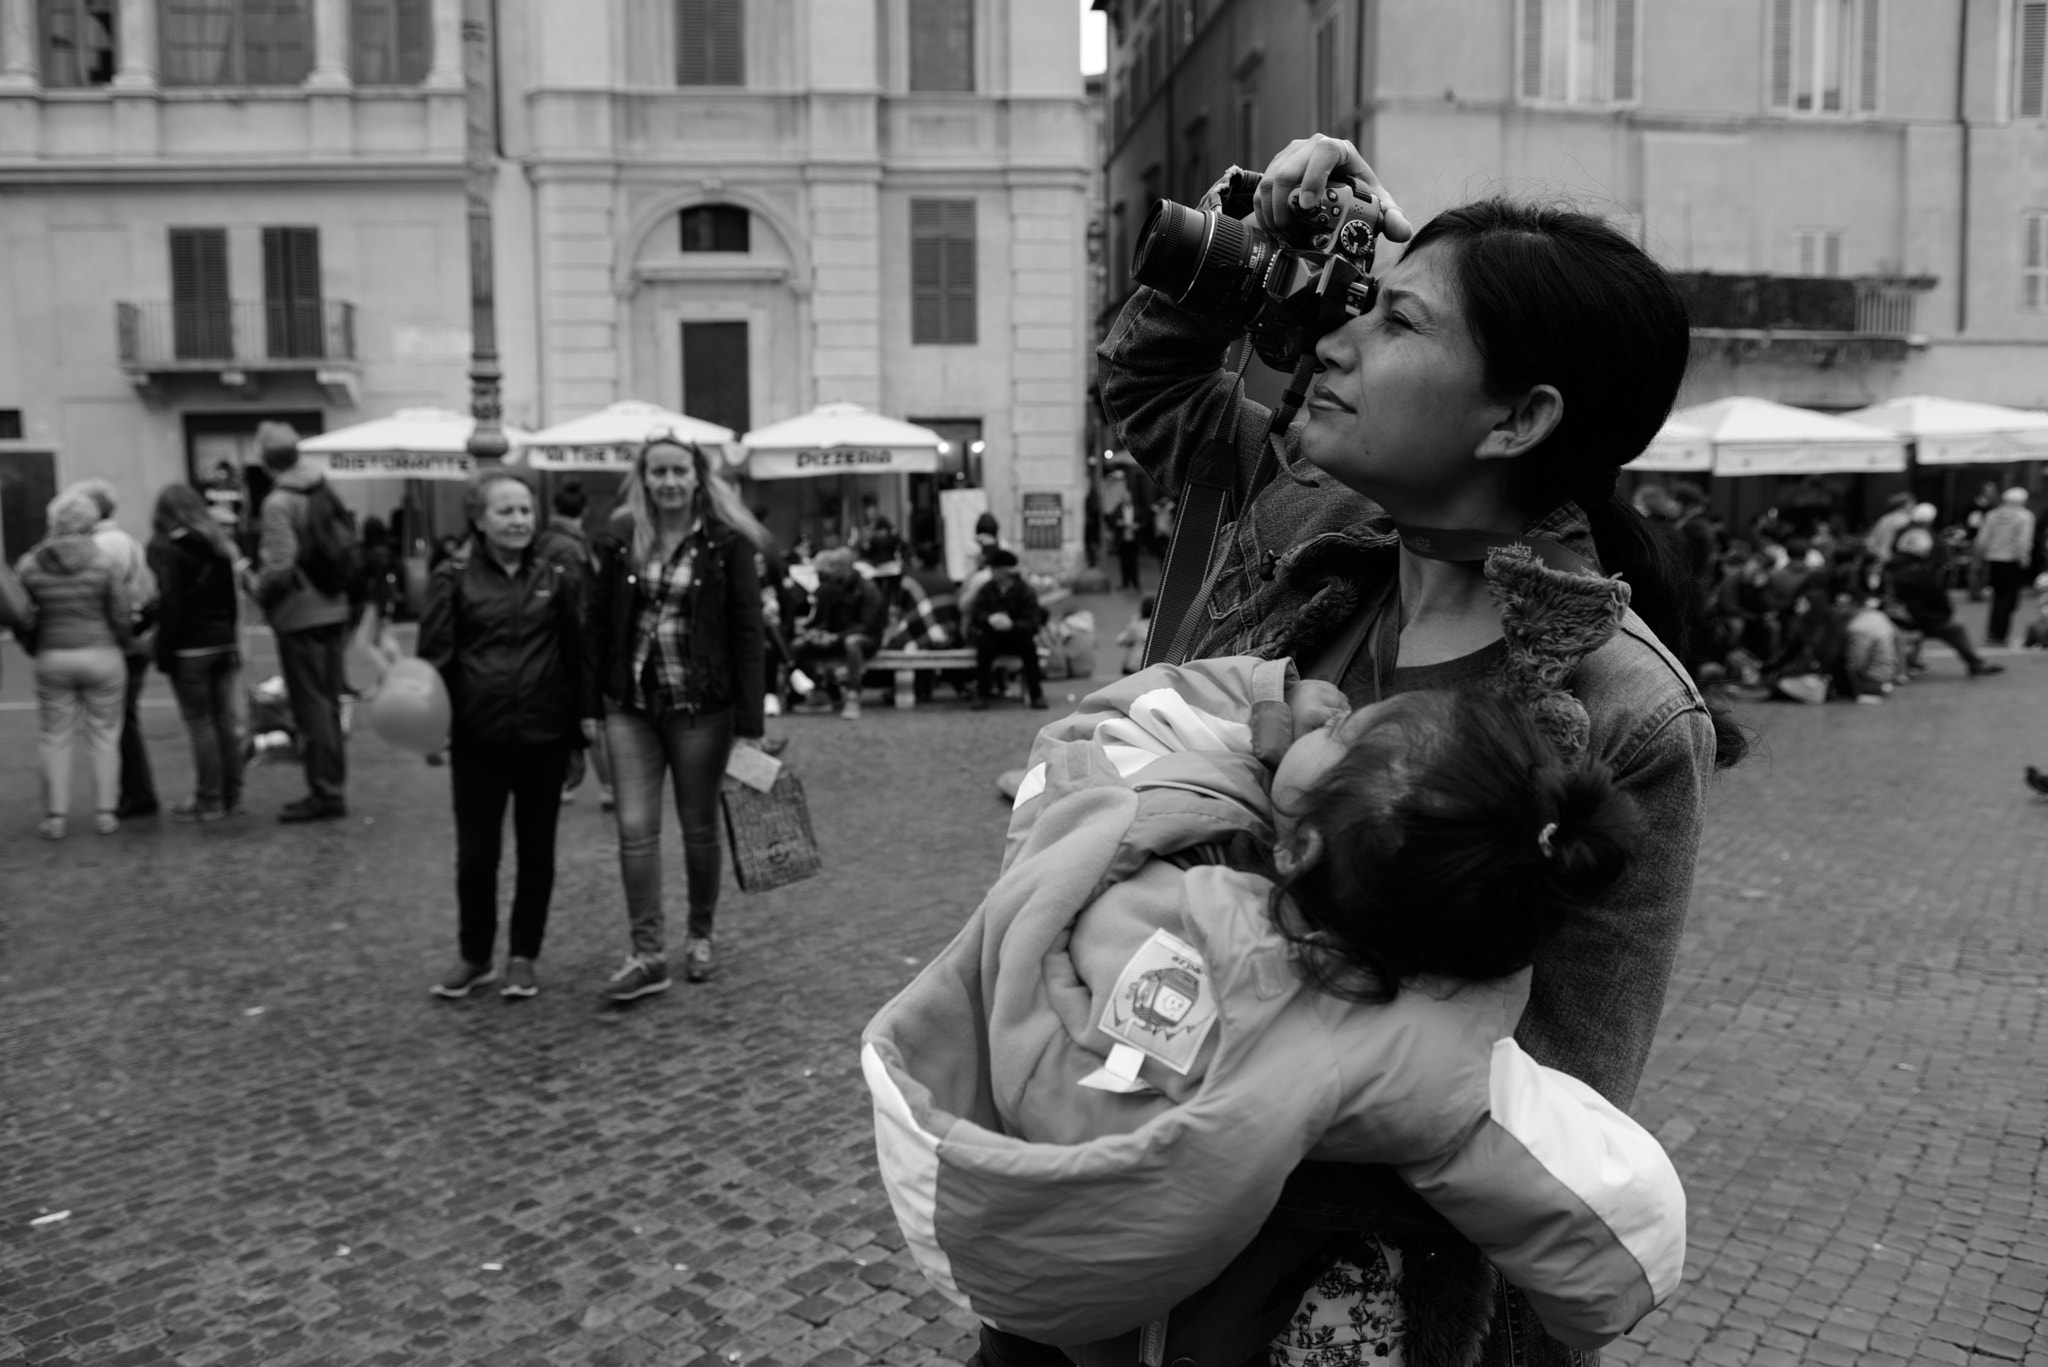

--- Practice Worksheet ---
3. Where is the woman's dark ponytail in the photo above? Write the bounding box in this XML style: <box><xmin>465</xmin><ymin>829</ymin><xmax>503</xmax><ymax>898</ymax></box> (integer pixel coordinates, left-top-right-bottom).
<box><xmin>1531</xmin><ymin>755</ymin><xmax>1636</xmax><ymax>903</ymax></box>
<box><xmin>1404</xmin><ymin>199</ymin><xmax>1748</xmax><ymax>768</ymax></box>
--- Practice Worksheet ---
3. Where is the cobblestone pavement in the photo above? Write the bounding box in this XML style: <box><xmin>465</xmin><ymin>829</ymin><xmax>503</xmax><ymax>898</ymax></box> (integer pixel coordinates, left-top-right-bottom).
<box><xmin>1</xmin><ymin>598</ymin><xmax>2045</xmax><ymax>1367</ymax></box>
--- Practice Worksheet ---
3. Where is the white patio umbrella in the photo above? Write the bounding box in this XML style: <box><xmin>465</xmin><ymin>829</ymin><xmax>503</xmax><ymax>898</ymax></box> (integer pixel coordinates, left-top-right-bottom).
<box><xmin>519</xmin><ymin>400</ymin><xmax>736</xmax><ymax>472</ymax></box>
<box><xmin>738</xmin><ymin>402</ymin><xmax>945</xmax><ymax>480</ymax></box>
<box><xmin>1625</xmin><ymin>416</ymin><xmax>1714</xmax><ymax>473</ymax></box>
<box><xmin>1670</xmin><ymin>396</ymin><xmax>1907</xmax><ymax>477</ymax></box>
<box><xmin>1836</xmin><ymin>395</ymin><xmax>2048</xmax><ymax>466</ymax></box>
<box><xmin>299</xmin><ymin>407</ymin><xmax>529</xmax><ymax>480</ymax></box>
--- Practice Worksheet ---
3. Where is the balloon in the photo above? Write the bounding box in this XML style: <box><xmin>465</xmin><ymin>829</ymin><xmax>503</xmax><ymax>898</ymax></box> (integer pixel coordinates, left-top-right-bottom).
<box><xmin>369</xmin><ymin>658</ymin><xmax>451</xmax><ymax>755</ymax></box>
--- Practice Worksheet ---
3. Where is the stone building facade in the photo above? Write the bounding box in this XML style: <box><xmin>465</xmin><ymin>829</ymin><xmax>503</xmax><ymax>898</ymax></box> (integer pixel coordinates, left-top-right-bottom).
<box><xmin>0</xmin><ymin>0</ymin><xmax>1094</xmax><ymax>570</ymax></box>
<box><xmin>1098</xmin><ymin>0</ymin><xmax>2048</xmax><ymax>415</ymax></box>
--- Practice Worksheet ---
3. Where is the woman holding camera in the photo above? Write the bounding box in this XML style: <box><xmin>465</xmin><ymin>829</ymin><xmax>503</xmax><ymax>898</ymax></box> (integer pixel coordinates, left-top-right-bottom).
<box><xmin>1044</xmin><ymin>137</ymin><xmax>1743</xmax><ymax>1367</ymax></box>
<box><xmin>585</xmin><ymin>437</ymin><xmax>768</xmax><ymax>1001</ymax></box>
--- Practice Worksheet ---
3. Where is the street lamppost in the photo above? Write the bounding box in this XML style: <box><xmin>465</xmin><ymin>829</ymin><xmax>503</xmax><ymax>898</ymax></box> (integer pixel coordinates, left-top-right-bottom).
<box><xmin>462</xmin><ymin>0</ymin><xmax>507</xmax><ymax>462</ymax></box>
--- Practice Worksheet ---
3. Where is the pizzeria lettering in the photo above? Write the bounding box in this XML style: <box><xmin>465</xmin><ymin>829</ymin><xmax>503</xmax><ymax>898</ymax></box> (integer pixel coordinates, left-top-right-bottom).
<box><xmin>793</xmin><ymin>448</ymin><xmax>895</xmax><ymax>470</ymax></box>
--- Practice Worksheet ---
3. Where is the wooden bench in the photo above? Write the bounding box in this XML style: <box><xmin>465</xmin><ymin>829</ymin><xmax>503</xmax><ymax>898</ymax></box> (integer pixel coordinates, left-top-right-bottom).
<box><xmin>868</xmin><ymin>648</ymin><xmax>979</xmax><ymax>710</ymax></box>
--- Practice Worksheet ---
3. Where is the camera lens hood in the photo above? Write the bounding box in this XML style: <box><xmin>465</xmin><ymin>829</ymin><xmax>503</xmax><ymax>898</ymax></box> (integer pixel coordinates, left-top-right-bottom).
<box><xmin>1131</xmin><ymin>200</ymin><xmax>1214</xmax><ymax>301</ymax></box>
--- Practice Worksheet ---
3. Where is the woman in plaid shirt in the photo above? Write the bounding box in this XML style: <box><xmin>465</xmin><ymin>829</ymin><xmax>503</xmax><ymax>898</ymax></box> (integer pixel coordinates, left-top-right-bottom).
<box><xmin>585</xmin><ymin>437</ymin><xmax>770</xmax><ymax>1001</ymax></box>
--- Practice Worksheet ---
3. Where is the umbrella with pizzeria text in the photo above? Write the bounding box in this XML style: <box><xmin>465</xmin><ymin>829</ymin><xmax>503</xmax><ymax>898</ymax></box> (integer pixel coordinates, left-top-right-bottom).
<box><xmin>737</xmin><ymin>403</ymin><xmax>946</xmax><ymax>480</ymax></box>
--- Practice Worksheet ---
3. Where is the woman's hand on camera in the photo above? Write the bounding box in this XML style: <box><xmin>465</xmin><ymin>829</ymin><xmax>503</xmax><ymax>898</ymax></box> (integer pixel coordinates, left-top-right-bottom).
<box><xmin>1253</xmin><ymin>135</ymin><xmax>1413</xmax><ymax>245</ymax></box>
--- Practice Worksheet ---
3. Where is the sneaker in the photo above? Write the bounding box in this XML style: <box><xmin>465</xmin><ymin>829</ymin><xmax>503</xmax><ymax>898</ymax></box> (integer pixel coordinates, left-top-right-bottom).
<box><xmin>279</xmin><ymin>798</ymin><xmax>348</xmax><ymax>823</ymax></box>
<box><xmin>115</xmin><ymin>800</ymin><xmax>159</xmax><ymax>820</ymax></box>
<box><xmin>1969</xmin><ymin>662</ymin><xmax>2007</xmax><ymax>678</ymax></box>
<box><xmin>840</xmin><ymin>698</ymin><xmax>862</xmax><ymax>720</ymax></box>
<box><xmin>430</xmin><ymin>959</ymin><xmax>498</xmax><ymax>998</ymax></box>
<box><xmin>170</xmin><ymin>800</ymin><xmax>225</xmax><ymax>823</ymax></box>
<box><xmin>683</xmin><ymin>936</ymin><xmax>717</xmax><ymax>983</ymax></box>
<box><xmin>598</xmin><ymin>787</ymin><xmax>615</xmax><ymax>813</ymax></box>
<box><xmin>602</xmin><ymin>954</ymin><xmax>671</xmax><ymax>1002</ymax></box>
<box><xmin>1028</xmin><ymin>695</ymin><xmax>1050</xmax><ymax>710</ymax></box>
<box><xmin>500</xmin><ymin>957</ymin><xmax>539</xmax><ymax>999</ymax></box>
<box><xmin>38</xmin><ymin>815</ymin><xmax>65</xmax><ymax>841</ymax></box>
<box><xmin>93</xmin><ymin>811</ymin><xmax>120</xmax><ymax>836</ymax></box>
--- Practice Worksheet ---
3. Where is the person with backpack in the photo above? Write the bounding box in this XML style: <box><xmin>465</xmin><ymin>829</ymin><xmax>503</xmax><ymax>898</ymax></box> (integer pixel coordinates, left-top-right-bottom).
<box><xmin>251</xmin><ymin>421</ymin><xmax>353</xmax><ymax>822</ymax></box>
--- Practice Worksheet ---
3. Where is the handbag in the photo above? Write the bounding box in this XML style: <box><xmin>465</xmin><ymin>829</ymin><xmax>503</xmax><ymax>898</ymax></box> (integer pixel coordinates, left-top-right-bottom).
<box><xmin>0</xmin><ymin>560</ymin><xmax>34</xmax><ymax>638</ymax></box>
<box><xmin>720</xmin><ymin>769</ymin><xmax>822</xmax><ymax>893</ymax></box>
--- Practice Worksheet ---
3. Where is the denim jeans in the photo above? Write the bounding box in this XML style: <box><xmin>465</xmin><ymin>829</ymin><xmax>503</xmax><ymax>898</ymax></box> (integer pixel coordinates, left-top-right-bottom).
<box><xmin>119</xmin><ymin>653</ymin><xmax>158</xmax><ymax>812</ymax></box>
<box><xmin>34</xmin><ymin>646</ymin><xmax>125</xmax><ymax>816</ymax></box>
<box><xmin>276</xmin><ymin>623</ymin><xmax>347</xmax><ymax>806</ymax></box>
<box><xmin>167</xmin><ymin>651</ymin><xmax>243</xmax><ymax>811</ymax></box>
<box><xmin>451</xmin><ymin>741</ymin><xmax>572</xmax><ymax>964</ymax></box>
<box><xmin>606</xmin><ymin>706</ymin><xmax>734</xmax><ymax>957</ymax></box>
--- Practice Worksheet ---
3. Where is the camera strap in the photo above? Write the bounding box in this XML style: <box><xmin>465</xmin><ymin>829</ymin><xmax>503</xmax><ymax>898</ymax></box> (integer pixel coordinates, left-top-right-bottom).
<box><xmin>1145</xmin><ymin>433</ymin><xmax>1239</xmax><ymax>668</ymax></box>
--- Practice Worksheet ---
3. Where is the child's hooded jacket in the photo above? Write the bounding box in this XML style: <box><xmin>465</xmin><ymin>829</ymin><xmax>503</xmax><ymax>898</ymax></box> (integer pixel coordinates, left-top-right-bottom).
<box><xmin>862</xmin><ymin>654</ymin><xmax>1685</xmax><ymax>1351</ymax></box>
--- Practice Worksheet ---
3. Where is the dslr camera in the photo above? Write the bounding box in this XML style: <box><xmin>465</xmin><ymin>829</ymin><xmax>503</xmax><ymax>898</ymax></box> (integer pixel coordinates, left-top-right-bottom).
<box><xmin>1131</xmin><ymin>168</ymin><xmax>1384</xmax><ymax>370</ymax></box>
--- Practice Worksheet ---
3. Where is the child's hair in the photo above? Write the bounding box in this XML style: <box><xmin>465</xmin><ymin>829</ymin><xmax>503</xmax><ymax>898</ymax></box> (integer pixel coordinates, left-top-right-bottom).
<box><xmin>1273</xmin><ymin>688</ymin><xmax>1640</xmax><ymax>1005</ymax></box>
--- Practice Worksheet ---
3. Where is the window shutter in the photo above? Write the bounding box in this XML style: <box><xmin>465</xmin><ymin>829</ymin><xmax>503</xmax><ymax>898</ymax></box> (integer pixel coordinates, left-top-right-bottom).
<box><xmin>943</xmin><ymin>199</ymin><xmax>976</xmax><ymax>345</ymax></box>
<box><xmin>244</xmin><ymin>0</ymin><xmax>314</xmax><ymax>85</ymax></box>
<box><xmin>396</xmin><ymin>0</ymin><xmax>431</xmax><ymax>83</ymax></box>
<box><xmin>911</xmin><ymin>199</ymin><xmax>975</xmax><ymax>345</ymax></box>
<box><xmin>1856</xmin><ymin>0</ymin><xmax>1880</xmax><ymax>112</ymax></box>
<box><xmin>1768</xmin><ymin>0</ymin><xmax>1794</xmax><ymax>109</ymax></box>
<box><xmin>1823</xmin><ymin>231</ymin><xmax>1841</xmax><ymax>277</ymax></box>
<box><xmin>1520</xmin><ymin>0</ymin><xmax>1545</xmax><ymax>99</ymax></box>
<box><xmin>263</xmin><ymin>226</ymin><xmax>322</xmax><ymax>358</ymax></box>
<box><xmin>171</xmin><ymin>228</ymin><xmax>231</xmax><ymax>360</ymax></box>
<box><xmin>1611</xmin><ymin>0</ymin><xmax>1638</xmax><ymax>103</ymax></box>
<box><xmin>911</xmin><ymin>200</ymin><xmax>945</xmax><ymax>344</ymax></box>
<box><xmin>172</xmin><ymin>228</ymin><xmax>229</xmax><ymax>308</ymax></box>
<box><xmin>2028</xmin><ymin>215</ymin><xmax>2044</xmax><ymax>271</ymax></box>
<box><xmin>351</xmin><ymin>0</ymin><xmax>390</xmax><ymax>83</ymax></box>
<box><xmin>2021</xmin><ymin>1</ymin><xmax>2047</xmax><ymax>119</ymax></box>
<box><xmin>909</xmin><ymin>0</ymin><xmax>974</xmax><ymax>93</ymax></box>
<box><xmin>1798</xmin><ymin>232</ymin><xmax>1815</xmax><ymax>275</ymax></box>
<box><xmin>678</xmin><ymin>0</ymin><xmax>743</xmax><ymax>86</ymax></box>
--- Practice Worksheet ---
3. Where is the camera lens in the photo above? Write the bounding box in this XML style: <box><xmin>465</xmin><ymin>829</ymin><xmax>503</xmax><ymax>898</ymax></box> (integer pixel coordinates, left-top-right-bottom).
<box><xmin>1131</xmin><ymin>200</ymin><xmax>1212</xmax><ymax>300</ymax></box>
<box><xmin>1132</xmin><ymin>199</ymin><xmax>1267</xmax><ymax>327</ymax></box>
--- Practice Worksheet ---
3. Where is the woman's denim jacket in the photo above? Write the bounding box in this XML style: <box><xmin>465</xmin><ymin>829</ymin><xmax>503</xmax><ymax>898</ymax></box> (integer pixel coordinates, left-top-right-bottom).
<box><xmin>1094</xmin><ymin>287</ymin><xmax>1716</xmax><ymax>1367</ymax></box>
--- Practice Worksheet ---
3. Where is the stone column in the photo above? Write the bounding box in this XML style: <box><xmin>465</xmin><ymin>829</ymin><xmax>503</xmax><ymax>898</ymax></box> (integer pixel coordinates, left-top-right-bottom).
<box><xmin>0</xmin><ymin>0</ymin><xmax>37</xmax><ymax>89</ymax></box>
<box><xmin>112</xmin><ymin>0</ymin><xmax>157</xmax><ymax>88</ymax></box>
<box><xmin>306</xmin><ymin>0</ymin><xmax>353</xmax><ymax>89</ymax></box>
<box><xmin>426</xmin><ymin>0</ymin><xmax>463</xmax><ymax>89</ymax></box>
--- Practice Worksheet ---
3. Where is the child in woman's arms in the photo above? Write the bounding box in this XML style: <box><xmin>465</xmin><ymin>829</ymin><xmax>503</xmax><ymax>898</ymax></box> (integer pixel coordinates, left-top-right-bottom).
<box><xmin>866</xmin><ymin>556</ymin><xmax>1683</xmax><ymax>1364</ymax></box>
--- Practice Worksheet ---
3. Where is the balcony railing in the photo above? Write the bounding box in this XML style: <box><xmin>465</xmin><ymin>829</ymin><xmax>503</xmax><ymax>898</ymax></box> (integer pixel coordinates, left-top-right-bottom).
<box><xmin>116</xmin><ymin>300</ymin><xmax>357</xmax><ymax>369</ymax></box>
<box><xmin>1672</xmin><ymin>273</ymin><xmax>1934</xmax><ymax>365</ymax></box>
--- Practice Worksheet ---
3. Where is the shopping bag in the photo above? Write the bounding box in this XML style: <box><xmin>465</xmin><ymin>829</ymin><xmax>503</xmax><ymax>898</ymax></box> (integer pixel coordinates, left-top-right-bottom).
<box><xmin>721</xmin><ymin>770</ymin><xmax>823</xmax><ymax>893</ymax></box>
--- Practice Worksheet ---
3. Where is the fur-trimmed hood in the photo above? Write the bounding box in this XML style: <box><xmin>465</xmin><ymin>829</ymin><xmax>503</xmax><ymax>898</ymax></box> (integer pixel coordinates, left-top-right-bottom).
<box><xmin>1214</xmin><ymin>498</ymin><xmax>1632</xmax><ymax>767</ymax></box>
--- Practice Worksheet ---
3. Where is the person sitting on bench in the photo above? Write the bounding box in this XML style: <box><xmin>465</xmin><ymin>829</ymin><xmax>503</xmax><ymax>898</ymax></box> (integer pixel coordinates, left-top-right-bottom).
<box><xmin>968</xmin><ymin>548</ymin><xmax>1047</xmax><ymax>711</ymax></box>
<box><xmin>792</xmin><ymin>547</ymin><xmax>886</xmax><ymax>719</ymax></box>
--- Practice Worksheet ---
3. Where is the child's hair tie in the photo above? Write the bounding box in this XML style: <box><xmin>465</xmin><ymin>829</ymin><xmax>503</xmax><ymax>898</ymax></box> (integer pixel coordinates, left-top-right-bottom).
<box><xmin>1536</xmin><ymin>822</ymin><xmax>1559</xmax><ymax>859</ymax></box>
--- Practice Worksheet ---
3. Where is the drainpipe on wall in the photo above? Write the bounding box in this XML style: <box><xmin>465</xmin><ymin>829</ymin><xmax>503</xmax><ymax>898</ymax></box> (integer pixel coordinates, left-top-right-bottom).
<box><xmin>1954</xmin><ymin>0</ymin><xmax>1971</xmax><ymax>335</ymax></box>
<box><xmin>1353</xmin><ymin>0</ymin><xmax>1369</xmax><ymax>149</ymax></box>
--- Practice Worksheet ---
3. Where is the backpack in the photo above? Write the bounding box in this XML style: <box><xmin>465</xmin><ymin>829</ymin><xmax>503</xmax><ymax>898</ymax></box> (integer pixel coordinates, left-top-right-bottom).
<box><xmin>298</xmin><ymin>480</ymin><xmax>363</xmax><ymax>601</ymax></box>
